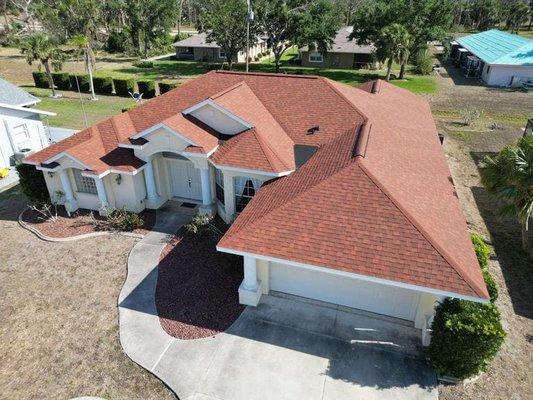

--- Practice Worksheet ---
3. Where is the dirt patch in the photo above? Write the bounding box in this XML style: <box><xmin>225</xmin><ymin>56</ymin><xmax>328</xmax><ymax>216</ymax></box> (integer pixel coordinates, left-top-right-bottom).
<box><xmin>21</xmin><ymin>207</ymin><xmax>156</xmax><ymax>238</ymax></box>
<box><xmin>438</xmin><ymin>133</ymin><xmax>533</xmax><ymax>400</ymax></box>
<box><xmin>156</xmin><ymin>228</ymin><xmax>245</xmax><ymax>340</ymax></box>
<box><xmin>0</xmin><ymin>186</ymin><xmax>175</xmax><ymax>399</ymax></box>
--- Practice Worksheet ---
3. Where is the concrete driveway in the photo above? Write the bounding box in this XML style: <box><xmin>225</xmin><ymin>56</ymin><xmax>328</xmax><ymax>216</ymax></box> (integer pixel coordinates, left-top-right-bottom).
<box><xmin>119</xmin><ymin>208</ymin><xmax>437</xmax><ymax>400</ymax></box>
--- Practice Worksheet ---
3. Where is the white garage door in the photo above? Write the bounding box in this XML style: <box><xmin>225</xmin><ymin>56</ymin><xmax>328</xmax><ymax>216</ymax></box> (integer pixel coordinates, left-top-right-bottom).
<box><xmin>270</xmin><ymin>262</ymin><xmax>420</xmax><ymax>321</ymax></box>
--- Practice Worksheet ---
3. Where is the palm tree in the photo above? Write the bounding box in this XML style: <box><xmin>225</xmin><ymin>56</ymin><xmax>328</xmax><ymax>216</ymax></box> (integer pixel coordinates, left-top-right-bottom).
<box><xmin>70</xmin><ymin>34</ymin><xmax>97</xmax><ymax>100</ymax></box>
<box><xmin>375</xmin><ymin>23</ymin><xmax>412</xmax><ymax>81</ymax></box>
<box><xmin>20</xmin><ymin>33</ymin><xmax>64</xmax><ymax>98</ymax></box>
<box><xmin>480</xmin><ymin>134</ymin><xmax>533</xmax><ymax>254</ymax></box>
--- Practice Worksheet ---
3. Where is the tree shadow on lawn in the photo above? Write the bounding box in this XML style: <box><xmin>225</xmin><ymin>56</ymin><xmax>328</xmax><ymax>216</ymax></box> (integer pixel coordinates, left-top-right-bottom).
<box><xmin>0</xmin><ymin>185</ymin><xmax>26</xmax><ymax>222</ymax></box>
<box><xmin>113</xmin><ymin>61</ymin><xmax>209</xmax><ymax>79</ymax></box>
<box><xmin>155</xmin><ymin>228</ymin><xmax>245</xmax><ymax>338</ymax></box>
<box><xmin>470</xmin><ymin>151</ymin><xmax>532</xmax><ymax>319</ymax></box>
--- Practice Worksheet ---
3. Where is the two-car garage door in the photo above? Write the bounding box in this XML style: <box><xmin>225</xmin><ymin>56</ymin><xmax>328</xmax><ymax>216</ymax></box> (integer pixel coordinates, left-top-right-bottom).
<box><xmin>269</xmin><ymin>262</ymin><xmax>420</xmax><ymax>321</ymax></box>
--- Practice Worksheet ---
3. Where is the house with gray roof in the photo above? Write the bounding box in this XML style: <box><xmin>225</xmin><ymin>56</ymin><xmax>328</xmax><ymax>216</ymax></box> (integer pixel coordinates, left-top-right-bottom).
<box><xmin>300</xmin><ymin>26</ymin><xmax>376</xmax><ymax>69</ymax></box>
<box><xmin>173</xmin><ymin>32</ymin><xmax>267</xmax><ymax>63</ymax></box>
<box><xmin>0</xmin><ymin>77</ymin><xmax>55</xmax><ymax>170</ymax></box>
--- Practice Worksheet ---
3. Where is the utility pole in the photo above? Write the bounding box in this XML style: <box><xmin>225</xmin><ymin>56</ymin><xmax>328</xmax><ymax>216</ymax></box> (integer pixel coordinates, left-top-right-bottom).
<box><xmin>246</xmin><ymin>0</ymin><xmax>254</xmax><ymax>72</ymax></box>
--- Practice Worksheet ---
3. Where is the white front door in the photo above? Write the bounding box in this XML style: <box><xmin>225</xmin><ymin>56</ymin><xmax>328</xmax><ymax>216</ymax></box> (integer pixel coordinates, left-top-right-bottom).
<box><xmin>168</xmin><ymin>159</ymin><xmax>202</xmax><ymax>201</ymax></box>
<box><xmin>269</xmin><ymin>262</ymin><xmax>420</xmax><ymax>321</ymax></box>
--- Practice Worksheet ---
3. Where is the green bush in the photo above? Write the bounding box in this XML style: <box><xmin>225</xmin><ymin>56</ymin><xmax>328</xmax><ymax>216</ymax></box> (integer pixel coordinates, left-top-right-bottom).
<box><xmin>32</xmin><ymin>71</ymin><xmax>50</xmax><ymax>88</ymax></box>
<box><xmin>113</xmin><ymin>77</ymin><xmax>135</xmax><ymax>96</ymax></box>
<box><xmin>15</xmin><ymin>163</ymin><xmax>49</xmax><ymax>204</ymax></box>
<box><xmin>69</xmin><ymin>74</ymin><xmax>90</xmax><ymax>92</ymax></box>
<box><xmin>133</xmin><ymin>60</ymin><xmax>154</xmax><ymax>68</ymax></box>
<box><xmin>51</xmin><ymin>72</ymin><xmax>71</xmax><ymax>90</ymax></box>
<box><xmin>105</xmin><ymin>29</ymin><xmax>128</xmax><ymax>53</ymax></box>
<box><xmin>106</xmin><ymin>207</ymin><xmax>144</xmax><ymax>231</ymax></box>
<box><xmin>471</xmin><ymin>233</ymin><xmax>490</xmax><ymax>268</ymax></box>
<box><xmin>158</xmin><ymin>81</ymin><xmax>178</xmax><ymax>94</ymax></box>
<box><xmin>482</xmin><ymin>269</ymin><xmax>499</xmax><ymax>302</ymax></box>
<box><xmin>137</xmin><ymin>79</ymin><xmax>156</xmax><ymax>98</ymax></box>
<box><xmin>429</xmin><ymin>298</ymin><xmax>505</xmax><ymax>380</ymax></box>
<box><xmin>93</xmin><ymin>76</ymin><xmax>113</xmax><ymax>94</ymax></box>
<box><xmin>414</xmin><ymin>50</ymin><xmax>433</xmax><ymax>75</ymax></box>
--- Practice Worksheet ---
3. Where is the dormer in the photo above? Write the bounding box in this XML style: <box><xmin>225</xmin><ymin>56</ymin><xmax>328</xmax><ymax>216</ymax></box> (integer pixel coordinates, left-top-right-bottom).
<box><xmin>182</xmin><ymin>99</ymin><xmax>252</xmax><ymax>136</ymax></box>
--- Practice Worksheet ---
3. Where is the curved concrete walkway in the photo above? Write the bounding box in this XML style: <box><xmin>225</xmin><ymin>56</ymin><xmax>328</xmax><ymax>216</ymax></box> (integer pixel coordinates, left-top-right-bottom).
<box><xmin>119</xmin><ymin>205</ymin><xmax>437</xmax><ymax>400</ymax></box>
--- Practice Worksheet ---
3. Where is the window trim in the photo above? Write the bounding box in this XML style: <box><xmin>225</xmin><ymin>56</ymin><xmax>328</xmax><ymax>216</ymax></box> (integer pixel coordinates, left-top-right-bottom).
<box><xmin>234</xmin><ymin>177</ymin><xmax>262</xmax><ymax>214</ymax></box>
<box><xmin>72</xmin><ymin>168</ymin><xmax>97</xmax><ymax>195</ymax></box>
<box><xmin>218</xmin><ymin>48</ymin><xmax>226</xmax><ymax>59</ymax></box>
<box><xmin>308</xmin><ymin>51</ymin><xmax>323</xmax><ymax>63</ymax></box>
<box><xmin>215</xmin><ymin>169</ymin><xmax>225</xmax><ymax>207</ymax></box>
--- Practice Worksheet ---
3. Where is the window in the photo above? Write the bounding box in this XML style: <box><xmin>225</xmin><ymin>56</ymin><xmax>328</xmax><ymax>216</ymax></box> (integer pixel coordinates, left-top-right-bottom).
<box><xmin>215</xmin><ymin>169</ymin><xmax>225</xmax><ymax>206</ymax></box>
<box><xmin>73</xmin><ymin>169</ymin><xmax>97</xmax><ymax>194</ymax></box>
<box><xmin>218</xmin><ymin>48</ymin><xmax>226</xmax><ymax>58</ymax></box>
<box><xmin>309</xmin><ymin>51</ymin><xmax>323</xmax><ymax>63</ymax></box>
<box><xmin>235</xmin><ymin>177</ymin><xmax>262</xmax><ymax>213</ymax></box>
<box><xmin>12</xmin><ymin>123</ymin><xmax>31</xmax><ymax>149</ymax></box>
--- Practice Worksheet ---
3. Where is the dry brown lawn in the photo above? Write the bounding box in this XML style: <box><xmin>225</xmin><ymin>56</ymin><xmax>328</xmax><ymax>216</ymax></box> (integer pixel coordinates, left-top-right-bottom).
<box><xmin>0</xmin><ymin>187</ymin><xmax>175</xmax><ymax>400</ymax></box>
<box><xmin>431</xmin><ymin>65</ymin><xmax>533</xmax><ymax>399</ymax></box>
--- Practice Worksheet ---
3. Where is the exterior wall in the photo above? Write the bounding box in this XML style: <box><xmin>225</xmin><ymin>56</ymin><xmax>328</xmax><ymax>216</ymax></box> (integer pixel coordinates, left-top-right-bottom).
<box><xmin>300</xmin><ymin>51</ymin><xmax>373</xmax><ymax>69</ymax></box>
<box><xmin>414</xmin><ymin>293</ymin><xmax>443</xmax><ymax>329</ymax></box>
<box><xmin>257</xmin><ymin>259</ymin><xmax>270</xmax><ymax>294</ymax></box>
<box><xmin>0</xmin><ymin>110</ymin><xmax>48</xmax><ymax>169</ymax></box>
<box><xmin>190</xmin><ymin>105</ymin><xmax>246</xmax><ymax>135</ymax></box>
<box><xmin>104</xmin><ymin>172</ymin><xmax>146</xmax><ymax>213</ymax></box>
<box><xmin>481</xmin><ymin>64</ymin><xmax>533</xmax><ymax>87</ymax></box>
<box><xmin>176</xmin><ymin>43</ymin><xmax>266</xmax><ymax>63</ymax></box>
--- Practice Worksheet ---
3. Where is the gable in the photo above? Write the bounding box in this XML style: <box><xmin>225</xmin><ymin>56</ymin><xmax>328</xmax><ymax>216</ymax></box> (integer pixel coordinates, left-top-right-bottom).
<box><xmin>184</xmin><ymin>101</ymin><xmax>250</xmax><ymax>135</ymax></box>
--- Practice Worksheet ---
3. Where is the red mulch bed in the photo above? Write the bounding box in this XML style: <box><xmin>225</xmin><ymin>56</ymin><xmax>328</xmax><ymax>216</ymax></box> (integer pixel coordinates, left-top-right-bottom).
<box><xmin>156</xmin><ymin>228</ymin><xmax>245</xmax><ymax>339</ymax></box>
<box><xmin>21</xmin><ymin>206</ymin><xmax>156</xmax><ymax>238</ymax></box>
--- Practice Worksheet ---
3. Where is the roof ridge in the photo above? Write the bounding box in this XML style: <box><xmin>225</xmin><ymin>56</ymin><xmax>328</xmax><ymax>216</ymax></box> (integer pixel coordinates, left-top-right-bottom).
<box><xmin>320</xmin><ymin>77</ymin><xmax>369</xmax><ymax>123</ymax></box>
<box><xmin>215</xmin><ymin>70</ymin><xmax>319</xmax><ymax>79</ymax></box>
<box><xmin>355</xmin><ymin>159</ymin><xmax>487</xmax><ymax>298</ymax></box>
<box><xmin>209</xmin><ymin>81</ymin><xmax>246</xmax><ymax>100</ymax></box>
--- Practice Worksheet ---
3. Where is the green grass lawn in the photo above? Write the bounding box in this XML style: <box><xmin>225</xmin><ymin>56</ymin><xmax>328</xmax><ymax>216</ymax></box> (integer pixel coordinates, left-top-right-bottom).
<box><xmin>26</xmin><ymin>87</ymin><xmax>134</xmax><ymax>130</ymax></box>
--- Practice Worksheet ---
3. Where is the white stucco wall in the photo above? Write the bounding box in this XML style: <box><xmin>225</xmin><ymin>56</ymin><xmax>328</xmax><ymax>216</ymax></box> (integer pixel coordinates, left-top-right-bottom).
<box><xmin>481</xmin><ymin>64</ymin><xmax>533</xmax><ymax>87</ymax></box>
<box><xmin>0</xmin><ymin>109</ymin><xmax>48</xmax><ymax>169</ymax></box>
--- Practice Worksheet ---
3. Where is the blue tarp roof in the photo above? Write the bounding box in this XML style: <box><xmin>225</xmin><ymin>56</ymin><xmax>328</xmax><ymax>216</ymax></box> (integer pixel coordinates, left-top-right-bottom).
<box><xmin>456</xmin><ymin>29</ymin><xmax>533</xmax><ymax>66</ymax></box>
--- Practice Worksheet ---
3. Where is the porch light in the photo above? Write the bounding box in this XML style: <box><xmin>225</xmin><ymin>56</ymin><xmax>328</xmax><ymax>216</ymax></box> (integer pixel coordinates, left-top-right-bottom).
<box><xmin>47</xmin><ymin>171</ymin><xmax>55</xmax><ymax>178</ymax></box>
<box><xmin>115</xmin><ymin>174</ymin><xmax>122</xmax><ymax>185</ymax></box>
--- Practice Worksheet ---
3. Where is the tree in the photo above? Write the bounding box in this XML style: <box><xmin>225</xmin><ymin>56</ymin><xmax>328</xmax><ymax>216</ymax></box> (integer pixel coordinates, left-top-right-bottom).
<box><xmin>480</xmin><ymin>134</ymin><xmax>533</xmax><ymax>254</ymax></box>
<box><xmin>256</xmin><ymin>0</ymin><xmax>341</xmax><ymax>73</ymax></box>
<box><xmin>503</xmin><ymin>0</ymin><xmax>530</xmax><ymax>33</ymax></box>
<box><xmin>196</xmin><ymin>0</ymin><xmax>255</xmax><ymax>70</ymax></box>
<box><xmin>350</xmin><ymin>0</ymin><xmax>452</xmax><ymax>77</ymax></box>
<box><xmin>70</xmin><ymin>34</ymin><xmax>97</xmax><ymax>100</ymax></box>
<box><xmin>20</xmin><ymin>32</ymin><xmax>64</xmax><ymax>98</ymax></box>
<box><xmin>375</xmin><ymin>23</ymin><xmax>411</xmax><ymax>81</ymax></box>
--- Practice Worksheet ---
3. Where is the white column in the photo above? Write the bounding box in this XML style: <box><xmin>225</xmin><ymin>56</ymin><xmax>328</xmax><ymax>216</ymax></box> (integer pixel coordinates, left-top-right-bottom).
<box><xmin>223</xmin><ymin>173</ymin><xmax>235</xmax><ymax>219</ymax></box>
<box><xmin>94</xmin><ymin>177</ymin><xmax>108</xmax><ymax>208</ymax></box>
<box><xmin>143</xmin><ymin>158</ymin><xmax>158</xmax><ymax>200</ymax></box>
<box><xmin>242</xmin><ymin>255</ymin><xmax>259</xmax><ymax>291</ymax></box>
<box><xmin>59</xmin><ymin>169</ymin><xmax>74</xmax><ymax>202</ymax></box>
<box><xmin>200</xmin><ymin>168</ymin><xmax>212</xmax><ymax>206</ymax></box>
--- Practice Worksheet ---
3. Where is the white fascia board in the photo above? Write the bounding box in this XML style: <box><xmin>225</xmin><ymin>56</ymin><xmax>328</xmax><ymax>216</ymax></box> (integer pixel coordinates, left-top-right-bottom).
<box><xmin>0</xmin><ymin>102</ymin><xmax>56</xmax><ymax>116</ymax></box>
<box><xmin>216</xmin><ymin>246</ymin><xmax>490</xmax><ymax>304</ymax></box>
<box><xmin>18</xmin><ymin>99</ymin><xmax>40</xmax><ymax>107</ymax></box>
<box><xmin>22</xmin><ymin>158</ymin><xmax>39</xmax><ymax>166</ymax></box>
<box><xmin>36</xmin><ymin>164</ymin><xmax>60</xmax><ymax>172</ymax></box>
<box><xmin>117</xmin><ymin>143</ymin><xmax>144</xmax><ymax>150</ymax></box>
<box><xmin>209</xmin><ymin>159</ymin><xmax>293</xmax><ymax>178</ymax></box>
<box><xmin>182</xmin><ymin>99</ymin><xmax>253</xmax><ymax>130</ymax></box>
<box><xmin>130</xmin><ymin>123</ymin><xmax>198</xmax><ymax>146</ymax></box>
<box><xmin>43</xmin><ymin>152</ymin><xmax>92</xmax><ymax>170</ymax></box>
<box><xmin>81</xmin><ymin>170</ymin><xmax>110</xmax><ymax>179</ymax></box>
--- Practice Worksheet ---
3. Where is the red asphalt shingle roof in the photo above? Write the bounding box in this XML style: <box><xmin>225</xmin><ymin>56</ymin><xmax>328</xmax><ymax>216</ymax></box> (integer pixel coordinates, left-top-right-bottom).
<box><xmin>26</xmin><ymin>71</ymin><xmax>488</xmax><ymax>299</ymax></box>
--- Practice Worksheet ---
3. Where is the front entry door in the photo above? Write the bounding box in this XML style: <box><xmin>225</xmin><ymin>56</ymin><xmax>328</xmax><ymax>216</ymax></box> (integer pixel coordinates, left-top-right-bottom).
<box><xmin>168</xmin><ymin>159</ymin><xmax>202</xmax><ymax>201</ymax></box>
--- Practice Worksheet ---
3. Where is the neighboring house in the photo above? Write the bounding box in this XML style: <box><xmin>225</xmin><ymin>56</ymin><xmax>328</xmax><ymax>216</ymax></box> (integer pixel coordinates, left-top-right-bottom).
<box><xmin>174</xmin><ymin>32</ymin><xmax>267</xmax><ymax>63</ymax></box>
<box><xmin>300</xmin><ymin>26</ymin><xmax>375</xmax><ymax>69</ymax></box>
<box><xmin>25</xmin><ymin>71</ymin><xmax>489</xmax><ymax>335</ymax></box>
<box><xmin>0</xmin><ymin>78</ymin><xmax>55</xmax><ymax>169</ymax></box>
<box><xmin>451</xmin><ymin>29</ymin><xmax>533</xmax><ymax>87</ymax></box>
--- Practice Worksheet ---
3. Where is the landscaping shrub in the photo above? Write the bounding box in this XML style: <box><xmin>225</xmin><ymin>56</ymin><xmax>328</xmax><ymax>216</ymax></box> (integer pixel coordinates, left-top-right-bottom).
<box><xmin>32</xmin><ymin>71</ymin><xmax>49</xmax><ymax>88</ymax></box>
<box><xmin>158</xmin><ymin>81</ymin><xmax>178</xmax><ymax>94</ymax></box>
<box><xmin>482</xmin><ymin>269</ymin><xmax>499</xmax><ymax>302</ymax></box>
<box><xmin>428</xmin><ymin>298</ymin><xmax>505</xmax><ymax>380</ymax></box>
<box><xmin>69</xmin><ymin>73</ymin><xmax>90</xmax><ymax>92</ymax></box>
<box><xmin>51</xmin><ymin>72</ymin><xmax>71</xmax><ymax>90</ymax></box>
<box><xmin>461</xmin><ymin>108</ymin><xmax>483</xmax><ymax>126</ymax></box>
<box><xmin>133</xmin><ymin>60</ymin><xmax>154</xmax><ymax>69</ymax></box>
<box><xmin>471</xmin><ymin>233</ymin><xmax>490</xmax><ymax>269</ymax></box>
<box><xmin>113</xmin><ymin>77</ymin><xmax>135</xmax><ymax>96</ymax></box>
<box><xmin>137</xmin><ymin>79</ymin><xmax>156</xmax><ymax>98</ymax></box>
<box><xmin>106</xmin><ymin>207</ymin><xmax>144</xmax><ymax>231</ymax></box>
<box><xmin>414</xmin><ymin>50</ymin><xmax>433</xmax><ymax>75</ymax></box>
<box><xmin>15</xmin><ymin>162</ymin><xmax>49</xmax><ymax>204</ymax></box>
<box><xmin>92</xmin><ymin>76</ymin><xmax>113</xmax><ymax>94</ymax></box>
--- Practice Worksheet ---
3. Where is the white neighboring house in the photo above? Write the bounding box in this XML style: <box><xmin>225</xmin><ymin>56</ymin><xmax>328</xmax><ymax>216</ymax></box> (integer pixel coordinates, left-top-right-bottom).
<box><xmin>0</xmin><ymin>78</ymin><xmax>55</xmax><ymax>169</ymax></box>
<box><xmin>452</xmin><ymin>29</ymin><xmax>533</xmax><ymax>87</ymax></box>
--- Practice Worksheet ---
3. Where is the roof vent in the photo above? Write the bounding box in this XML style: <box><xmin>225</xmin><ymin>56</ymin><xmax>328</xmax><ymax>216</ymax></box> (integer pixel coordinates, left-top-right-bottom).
<box><xmin>371</xmin><ymin>80</ymin><xmax>381</xmax><ymax>94</ymax></box>
<box><xmin>307</xmin><ymin>125</ymin><xmax>320</xmax><ymax>135</ymax></box>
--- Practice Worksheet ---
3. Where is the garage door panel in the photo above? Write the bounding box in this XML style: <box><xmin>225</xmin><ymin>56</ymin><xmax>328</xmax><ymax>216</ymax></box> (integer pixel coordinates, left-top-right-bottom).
<box><xmin>270</xmin><ymin>262</ymin><xmax>419</xmax><ymax>321</ymax></box>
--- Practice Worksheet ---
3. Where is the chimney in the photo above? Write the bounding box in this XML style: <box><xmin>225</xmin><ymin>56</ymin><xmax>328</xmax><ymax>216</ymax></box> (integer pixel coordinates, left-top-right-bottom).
<box><xmin>294</xmin><ymin>144</ymin><xmax>318</xmax><ymax>168</ymax></box>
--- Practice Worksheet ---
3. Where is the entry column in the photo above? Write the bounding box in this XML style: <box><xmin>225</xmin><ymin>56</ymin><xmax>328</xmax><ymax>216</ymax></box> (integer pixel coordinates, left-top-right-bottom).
<box><xmin>238</xmin><ymin>255</ymin><xmax>263</xmax><ymax>306</ymax></box>
<box><xmin>58</xmin><ymin>169</ymin><xmax>78</xmax><ymax>214</ymax></box>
